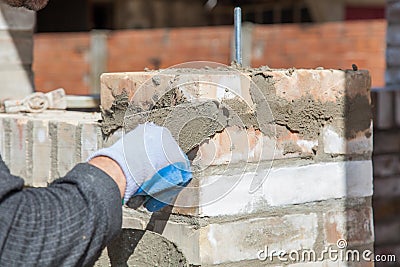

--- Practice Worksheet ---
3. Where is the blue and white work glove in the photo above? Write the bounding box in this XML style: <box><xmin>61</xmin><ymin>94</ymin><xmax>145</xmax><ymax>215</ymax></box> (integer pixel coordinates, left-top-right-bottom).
<box><xmin>88</xmin><ymin>123</ymin><xmax>192</xmax><ymax>211</ymax></box>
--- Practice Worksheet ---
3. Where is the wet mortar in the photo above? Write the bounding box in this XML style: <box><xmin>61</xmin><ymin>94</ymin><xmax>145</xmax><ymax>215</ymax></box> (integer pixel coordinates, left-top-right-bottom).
<box><xmin>101</xmin><ymin>67</ymin><xmax>371</xmax><ymax>149</ymax></box>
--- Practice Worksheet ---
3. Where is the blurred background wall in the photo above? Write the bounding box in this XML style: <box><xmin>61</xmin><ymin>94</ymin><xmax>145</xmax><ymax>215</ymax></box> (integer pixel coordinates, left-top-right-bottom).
<box><xmin>21</xmin><ymin>0</ymin><xmax>400</xmax><ymax>264</ymax></box>
<box><xmin>32</xmin><ymin>0</ymin><xmax>386</xmax><ymax>95</ymax></box>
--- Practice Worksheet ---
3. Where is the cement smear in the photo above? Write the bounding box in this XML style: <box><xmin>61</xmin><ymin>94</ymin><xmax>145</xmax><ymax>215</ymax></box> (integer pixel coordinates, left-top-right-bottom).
<box><xmin>101</xmin><ymin>91</ymin><xmax>129</xmax><ymax>136</ymax></box>
<box><xmin>250</xmin><ymin>70</ymin><xmax>371</xmax><ymax>139</ymax></box>
<box><xmin>123</xmin><ymin>89</ymin><xmax>263</xmax><ymax>153</ymax></box>
<box><xmin>344</xmin><ymin>94</ymin><xmax>371</xmax><ymax>138</ymax></box>
<box><xmin>107</xmin><ymin>229</ymin><xmax>187</xmax><ymax>267</ymax></box>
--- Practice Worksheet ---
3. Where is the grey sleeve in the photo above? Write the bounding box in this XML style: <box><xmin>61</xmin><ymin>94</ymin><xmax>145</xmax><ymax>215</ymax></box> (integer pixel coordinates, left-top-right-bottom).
<box><xmin>0</xmin><ymin>162</ymin><xmax>122</xmax><ymax>267</ymax></box>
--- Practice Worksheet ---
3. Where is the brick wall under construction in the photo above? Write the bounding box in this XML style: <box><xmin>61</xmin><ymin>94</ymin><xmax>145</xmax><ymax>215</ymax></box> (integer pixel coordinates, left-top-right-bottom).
<box><xmin>33</xmin><ymin>19</ymin><xmax>386</xmax><ymax>95</ymax></box>
<box><xmin>0</xmin><ymin>67</ymin><xmax>375</xmax><ymax>266</ymax></box>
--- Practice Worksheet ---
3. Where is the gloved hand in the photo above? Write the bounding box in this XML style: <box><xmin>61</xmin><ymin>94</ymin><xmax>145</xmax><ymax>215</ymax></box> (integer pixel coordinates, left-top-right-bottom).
<box><xmin>88</xmin><ymin>123</ymin><xmax>192</xmax><ymax>211</ymax></box>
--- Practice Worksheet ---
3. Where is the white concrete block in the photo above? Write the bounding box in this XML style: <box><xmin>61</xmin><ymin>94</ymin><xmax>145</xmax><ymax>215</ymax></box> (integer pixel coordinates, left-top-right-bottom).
<box><xmin>32</xmin><ymin>120</ymin><xmax>51</xmax><ymax>186</ymax></box>
<box><xmin>264</xmin><ymin>161</ymin><xmax>373</xmax><ymax>207</ymax></box>
<box><xmin>323</xmin><ymin>125</ymin><xmax>372</xmax><ymax>155</ymax></box>
<box><xmin>196</xmin><ymin>161</ymin><xmax>373</xmax><ymax>216</ymax></box>
<box><xmin>79</xmin><ymin>123</ymin><xmax>101</xmax><ymax>162</ymax></box>
<box><xmin>200</xmin><ymin>214</ymin><xmax>318</xmax><ymax>264</ymax></box>
<box><xmin>56</xmin><ymin>122</ymin><xmax>78</xmax><ymax>178</ymax></box>
<box><xmin>323</xmin><ymin>126</ymin><xmax>346</xmax><ymax>154</ymax></box>
<box><xmin>198</xmin><ymin>171</ymin><xmax>266</xmax><ymax>217</ymax></box>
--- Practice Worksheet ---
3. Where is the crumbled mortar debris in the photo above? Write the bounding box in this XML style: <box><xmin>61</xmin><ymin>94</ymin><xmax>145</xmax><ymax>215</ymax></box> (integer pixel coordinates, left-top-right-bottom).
<box><xmin>101</xmin><ymin>67</ymin><xmax>371</xmax><ymax>147</ymax></box>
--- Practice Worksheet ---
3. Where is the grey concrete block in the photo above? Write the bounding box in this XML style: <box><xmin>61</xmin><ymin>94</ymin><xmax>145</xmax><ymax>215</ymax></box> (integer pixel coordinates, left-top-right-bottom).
<box><xmin>387</xmin><ymin>0</ymin><xmax>400</xmax><ymax>24</ymax></box>
<box><xmin>0</xmin><ymin>3</ymin><xmax>35</xmax><ymax>31</ymax></box>
<box><xmin>387</xmin><ymin>47</ymin><xmax>400</xmax><ymax>68</ymax></box>
<box><xmin>0</xmin><ymin>30</ymin><xmax>33</xmax><ymax>65</ymax></box>
<box><xmin>376</xmin><ymin>91</ymin><xmax>394</xmax><ymax>129</ymax></box>
<box><xmin>0</xmin><ymin>69</ymin><xmax>34</xmax><ymax>99</ymax></box>
<box><xmin>374</xmin><ymin>130</ymin><xmax>400</xmax><ymax>154</ymax></box>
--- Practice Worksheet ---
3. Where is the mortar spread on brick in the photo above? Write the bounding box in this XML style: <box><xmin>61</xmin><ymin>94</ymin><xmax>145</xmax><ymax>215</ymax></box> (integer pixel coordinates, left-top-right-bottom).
<box><xmin>108</xmin><ymin>79</ymin><xmax>263</xmax><ymax>153</ymax></box>
<box><xmin>101</xmin><ymin>68</ymin><xmax>372</xmax><ymax>151</ymax></box>
<box><xmin>101</xmin><ymin>91</ymin><xmax>129</xmax><ymax>136</ymax></box>
<box><xmin>250</xmin><ymin>69</ymin><xmax>372</xmax><ymax>139</ymax></box>
<box><xmin>344</xmin><ymin>94</ymin><xmax>372</xmax><ymax>138</ymax></box>
<box><xmin>283</xmin><ymin>141</ymin><xmax>303</xmax><ymax>155</ymax></box>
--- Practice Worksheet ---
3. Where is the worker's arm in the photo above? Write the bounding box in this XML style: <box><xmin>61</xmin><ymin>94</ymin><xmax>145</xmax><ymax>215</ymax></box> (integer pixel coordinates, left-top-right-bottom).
<box><xmin>89</xmin><ymin>156</ymin><xmax>126</xmax><ymax>198</ymax></box>
<box><xmin>0</xmin><ymin>157</ymin><xmax>122</xmax><ymax>266</ymax></box>
<box><xmin>0</xmin><ymin>123</ymin><xmax>191</xmax><ymax>266</ymax></box>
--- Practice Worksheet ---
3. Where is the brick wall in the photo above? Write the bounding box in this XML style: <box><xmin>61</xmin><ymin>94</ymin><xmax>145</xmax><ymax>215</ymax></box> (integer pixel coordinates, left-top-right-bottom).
<box><xmin>33</xmin><ymin>33</ymin><xmax>91</xmax><ymax>95</ymax></box>
<box><xmin>98</xmin><ymin>68</ymin><xmax>374</xmax><ymax>266</ymax></box>
<box><xmin>1</xmin><ymin>67</ymin><xmax>375</xmax><ymax>266</ymax></box>
<box><xmin>251</xmin><ymin>20</ymin><xmax>386</xmax><ymax>87</ymax></box>
<box><xmin>33</xmin><ymin>19</ymin><xmax>386</xmax><ymax>95</ymax></box>
<box><xmin>373</xmin><ymin>1</ymin><xmax>400</xmax><ymax>265</ymax></box>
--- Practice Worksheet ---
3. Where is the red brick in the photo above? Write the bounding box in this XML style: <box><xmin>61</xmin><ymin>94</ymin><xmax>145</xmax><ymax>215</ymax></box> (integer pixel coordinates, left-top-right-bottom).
<box><xmin>33</xmin><ymin>20</ymin><xmax>386</xmax><ymax>95</ymax></box>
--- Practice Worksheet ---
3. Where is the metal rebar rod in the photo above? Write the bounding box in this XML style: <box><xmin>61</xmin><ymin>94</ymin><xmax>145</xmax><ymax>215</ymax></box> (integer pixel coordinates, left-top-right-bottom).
<box><xmin>234</xmin><ymin>7</ymin><xmax>242</xmax><ymax>65</ymax></box>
